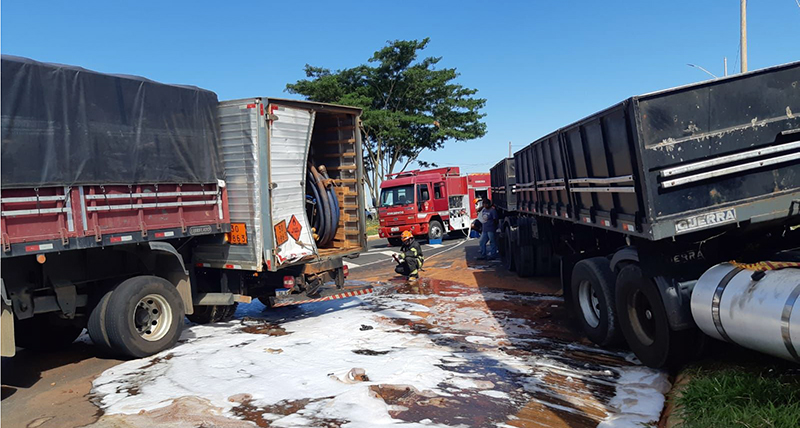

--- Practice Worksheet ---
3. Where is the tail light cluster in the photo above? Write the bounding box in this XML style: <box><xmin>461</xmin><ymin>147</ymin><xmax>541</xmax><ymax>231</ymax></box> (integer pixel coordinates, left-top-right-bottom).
<box><xmin>283</xmin><ymin>276</ymin><xmax>295</xmax><ymax>289</ymax></box>
<box><xmin>342</xmin><ymin>265</ymin><xmax>349</xmax><ymax>277</ymax></box>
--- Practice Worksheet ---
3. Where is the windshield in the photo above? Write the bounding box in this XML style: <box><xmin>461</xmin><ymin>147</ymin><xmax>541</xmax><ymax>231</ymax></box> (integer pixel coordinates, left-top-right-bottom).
<box><xmin>380</xmin><ymin>185</ymin><xmax>415</xmax><ymax>207</ymax></box>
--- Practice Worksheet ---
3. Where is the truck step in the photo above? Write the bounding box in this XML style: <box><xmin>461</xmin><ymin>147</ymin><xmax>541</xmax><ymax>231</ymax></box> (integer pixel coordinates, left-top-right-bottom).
<box><xmin>269</xmin><ymin>285</ymin><xmax>374</xmax><ymax>308</ymax></box>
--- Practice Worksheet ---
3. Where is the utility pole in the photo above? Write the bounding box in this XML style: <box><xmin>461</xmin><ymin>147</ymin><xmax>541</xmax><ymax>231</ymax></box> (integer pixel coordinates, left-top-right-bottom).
<box><xmin>740</xmin><ymin>0</ymin><xmax>748</xmax><ymax>73</ymax></box>
<box><xmin>724</xmin><ymin>57</ymin><xmax>728</xmax><ymax>76</ymax></box>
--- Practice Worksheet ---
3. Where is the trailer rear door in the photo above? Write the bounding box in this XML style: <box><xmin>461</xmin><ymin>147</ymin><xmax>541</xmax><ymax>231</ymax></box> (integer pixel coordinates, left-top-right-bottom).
<box><xmin>267</xmin><ymin>104</ymin><xmax>317</xmax><ymax>266</ymax></box>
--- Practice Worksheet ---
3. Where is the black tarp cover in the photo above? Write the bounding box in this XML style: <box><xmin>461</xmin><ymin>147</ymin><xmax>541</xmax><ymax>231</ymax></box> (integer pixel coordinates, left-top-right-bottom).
<box><xmin>1</xmin><ymin>55</ymin><xmax>223</xmax><ymax>189</ymax></box>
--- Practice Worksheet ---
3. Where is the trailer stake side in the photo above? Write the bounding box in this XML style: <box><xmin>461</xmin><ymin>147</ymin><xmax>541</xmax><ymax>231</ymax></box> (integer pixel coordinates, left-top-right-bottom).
<box><xmin>494</xmin><ymin>61</ymin><xmax>800</xmax><ymax>368</ymax></box>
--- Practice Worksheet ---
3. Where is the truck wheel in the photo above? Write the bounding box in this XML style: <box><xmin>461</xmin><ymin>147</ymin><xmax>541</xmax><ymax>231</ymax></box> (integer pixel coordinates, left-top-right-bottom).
<box><xmin>87</xmin><ymin>290</ymin><xmax>114</xmax><ymax>352</ymax></box>
<box><xmin>515</xmin><ymin>244</ymin><xmax>537</xmax><ymax>277</ymax></box>
<box><xmin>571</xmin><ymin>257</ymin><xmax>622</xmax><ymax>346</ymax></box>
<box><xmin>104</xmin><ymin>276</ymin><xmax>185</xmax><ymax>358</ymax></box>
<box><xmin>14</xmin><ymin>313</ymin><xmax>84</xmax><ymax>351</ymax></box>
<box><xmin>502</xmin><ymin>226</ymin><xmax>516</xmax><ymax>271</ymax></box>
<box><xmin>186</xmin><ymin>303</ymin><xmax>238</xmax><ymax>324</ymax></box>
<box><xmin>616</xmin><ymin>264</ymin><xmax>691</xmax><ymax>368</ymax></box>
<box><xmin>534</xmin><ymin>241</ymin><xmax>557</xmax><ymax>276</ymax></box>
<box><xmin>387</xmin><ymin>238</ymin><xmax>403</xmax><ymax>247</ymax></box>
<box><xmin>428</xmin><ymin>220</ymin><xmax>444</xmax><ymax>241</ymax></box>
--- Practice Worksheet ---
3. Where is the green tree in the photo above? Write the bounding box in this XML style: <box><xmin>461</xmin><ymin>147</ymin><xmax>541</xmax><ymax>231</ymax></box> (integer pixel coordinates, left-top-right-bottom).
<box><xmin>286</xmin><ymin>38</ymin><xmax>487</xmax><ymax>205</ymax></box>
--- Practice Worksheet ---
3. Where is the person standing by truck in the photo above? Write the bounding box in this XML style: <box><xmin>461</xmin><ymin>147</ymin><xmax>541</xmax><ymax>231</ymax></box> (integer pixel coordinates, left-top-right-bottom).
<box><xmin>477</xmin><ymin>198</ymin><xmax>498</xmax><ymax>260</ymax></box>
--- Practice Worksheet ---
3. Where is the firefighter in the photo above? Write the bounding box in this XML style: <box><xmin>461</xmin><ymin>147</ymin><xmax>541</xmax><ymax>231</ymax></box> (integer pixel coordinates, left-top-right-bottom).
<box><xmin>394</xmin><ymin>231</ymin><xmax>424</xmax><ymax>279</ymax></box>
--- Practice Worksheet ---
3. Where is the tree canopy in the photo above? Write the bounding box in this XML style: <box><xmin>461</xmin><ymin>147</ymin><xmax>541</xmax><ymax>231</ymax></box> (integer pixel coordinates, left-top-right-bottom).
<box><xmin>286</xmin><ymin>38</ymin><xmax>487</xmax><ymax>204</ymax></box>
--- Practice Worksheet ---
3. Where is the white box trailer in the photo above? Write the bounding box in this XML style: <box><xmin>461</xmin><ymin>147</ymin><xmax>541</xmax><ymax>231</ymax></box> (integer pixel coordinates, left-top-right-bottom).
<box><xmin>190</xmin><ymin>98</ymin><xmax>369</xmax><ymax>313</ymax></box>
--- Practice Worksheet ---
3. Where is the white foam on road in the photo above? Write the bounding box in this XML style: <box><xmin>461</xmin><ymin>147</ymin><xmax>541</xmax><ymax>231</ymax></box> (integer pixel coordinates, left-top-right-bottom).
<box><xmin>91</xmin><ymin>286</ymin><xmax>668</xmax><ymax>428</ymax></box>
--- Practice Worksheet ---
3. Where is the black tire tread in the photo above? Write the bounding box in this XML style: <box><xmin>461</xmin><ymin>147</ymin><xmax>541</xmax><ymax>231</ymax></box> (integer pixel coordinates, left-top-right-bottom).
<box><xmin>615</xmin><ymin>264</ymin><xmax>693</xmax><ymax>368</ymax></box>
<box><xmin>515</xmin><ymin>244</ymin><xmax>536</xmax><ymax>277</ymax></box>
<box><xmin>428</xmin><ymin>220</ymin><xmax>444</xmax><ymax>241</ymax></box>
<box><xmin>105</xmin><ymin>276</ymin><xmax>185</xmax><ymax>358</ymax></box>
<box><xmin>87</xmin><ymin>290</ymin><xmax>114</xmax><ymax>352</ymax></box>
<box><xmin>570</xmin><ymin>257</ymin><xmax>623</xmax><ymax>346</ymax></box>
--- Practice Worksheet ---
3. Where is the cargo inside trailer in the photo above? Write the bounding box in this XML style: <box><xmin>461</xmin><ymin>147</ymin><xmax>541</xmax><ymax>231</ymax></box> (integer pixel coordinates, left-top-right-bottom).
<box><xmin>306</xmin><ymin>109</ymin><xmax>363</xmax><ymax>256</ymax></box>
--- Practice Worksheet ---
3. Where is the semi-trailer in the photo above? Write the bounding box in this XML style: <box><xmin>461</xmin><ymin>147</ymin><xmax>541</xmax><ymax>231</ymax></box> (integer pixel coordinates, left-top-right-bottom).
<box><xmin>492</xmin><ymin>61</ymin><xmax>800</xmax><ymax>367</ymax></box>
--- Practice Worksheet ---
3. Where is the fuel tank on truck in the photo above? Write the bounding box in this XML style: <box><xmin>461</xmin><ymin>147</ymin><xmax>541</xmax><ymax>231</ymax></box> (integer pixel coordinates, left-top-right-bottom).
<box><xmin>691</xmin><ymin>263</ymin><xmax>800</xmax><ymax>362</ymax></box>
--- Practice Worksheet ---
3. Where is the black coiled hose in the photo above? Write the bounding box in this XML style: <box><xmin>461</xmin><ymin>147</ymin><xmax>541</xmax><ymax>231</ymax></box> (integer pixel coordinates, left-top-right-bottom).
<box><xmin>305</xmin><ymin>163</ymin><xmax>340</xmax><ymax>247</ymax></box>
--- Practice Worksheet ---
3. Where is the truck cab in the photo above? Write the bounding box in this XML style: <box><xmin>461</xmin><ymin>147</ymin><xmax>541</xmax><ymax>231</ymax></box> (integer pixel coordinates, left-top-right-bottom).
<box><xmin>377</xmin><ymin>168</ymin><xmax>490</xmax><ymax>245</ymax></box>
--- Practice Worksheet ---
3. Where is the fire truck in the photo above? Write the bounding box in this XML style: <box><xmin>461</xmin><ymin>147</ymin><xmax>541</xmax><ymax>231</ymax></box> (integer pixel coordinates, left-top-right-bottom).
<box><xmin>377</xmin><ymin>167</ymin><xmax>490</xmax><ymax>246</ymax></box>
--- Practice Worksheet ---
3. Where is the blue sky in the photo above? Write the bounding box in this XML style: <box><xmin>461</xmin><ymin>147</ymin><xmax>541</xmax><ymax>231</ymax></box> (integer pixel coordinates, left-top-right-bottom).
<box><xmin>2</xmin><ymin>1</ymin><xmax>798</xmax><ymax>173</ymax></box>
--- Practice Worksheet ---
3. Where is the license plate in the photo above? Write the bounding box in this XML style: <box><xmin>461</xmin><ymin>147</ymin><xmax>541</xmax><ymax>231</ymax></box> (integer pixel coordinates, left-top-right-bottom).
<box><xmin>390</xmin><ymin>227</ymin><xmax>400</xmax><ymax>232</ymax></box>
<box><xmin>229</xmin><ymin>223</ymin><xmax>248</xmax><ymax>245</ymax></box>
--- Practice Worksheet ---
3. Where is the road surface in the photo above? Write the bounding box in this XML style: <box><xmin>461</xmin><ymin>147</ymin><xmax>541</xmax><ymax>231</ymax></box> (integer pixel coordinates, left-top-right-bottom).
<box><xmin>1</xmin><ymin>236</ymin><xmax>669</xmax><ymax>428</ymax></box>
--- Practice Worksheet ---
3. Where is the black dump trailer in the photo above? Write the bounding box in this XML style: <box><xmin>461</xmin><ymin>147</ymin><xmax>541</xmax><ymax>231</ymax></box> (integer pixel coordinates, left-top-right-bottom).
<box><xmin>494</xmin><ymin>61</ymin><xmax>800</xmax><ymax>368</ymax></box>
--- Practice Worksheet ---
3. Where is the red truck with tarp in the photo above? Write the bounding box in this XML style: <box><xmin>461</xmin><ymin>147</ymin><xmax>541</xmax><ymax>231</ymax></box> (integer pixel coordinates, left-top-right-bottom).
<box><xmin>377</xmin><ymin>167</ymin><xmax>490</xmax><ymax>246</ymax></box>
<box><xmin>1</xmin><ymin>56</ymin><xmax>369</xmax><ymax>358</ymax></box>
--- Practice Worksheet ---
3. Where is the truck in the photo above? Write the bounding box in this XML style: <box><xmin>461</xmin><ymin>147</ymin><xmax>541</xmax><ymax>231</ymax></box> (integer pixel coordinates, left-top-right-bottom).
<box><xmin>492</xmin><ymin>61</ymin><xmax>800</xmax><ymax>368</ymax></box>
<box><xmin>1</xmin><ymin>56</ymin><xmax>368</xmax><ymax>358</ymax></box>
<box><xmin>377</xmin><ymin>167</ymin><xmax>490</xmax><ymax>245</ymax></box>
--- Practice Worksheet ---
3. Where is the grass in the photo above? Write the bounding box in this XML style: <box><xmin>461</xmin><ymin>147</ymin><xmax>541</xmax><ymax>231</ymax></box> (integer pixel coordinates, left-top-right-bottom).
<box><xmin>366</xmin><ymin>218</ymin><xmax>379</xmax><ymax>236</ymax></box>
<box><xmin>674</xmin><ymin>362</ymin><xmax>800</xmax><ymax>428</ymax></box>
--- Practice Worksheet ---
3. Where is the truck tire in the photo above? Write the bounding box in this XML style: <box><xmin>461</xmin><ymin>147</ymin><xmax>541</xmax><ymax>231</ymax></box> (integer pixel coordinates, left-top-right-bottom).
<box><xmin>515</xmin><ymin>244</ymin><xmax>537</xmax><ymax>277</ymax></box>
<box><xmin>571</xmin><ymin>257</ymin><xmax>622</xmax><ymax>346</ymax></box>
<box><xmin>615</xmin><ymin>264</ymin><xmax>692</xmax><ymax>368</ymax></box>
<box><xmin>104</xmin><ymin>276</ymin><xmax>185</xmax><ymax>358</ymax></box>
<box><xmin>534</xmin><ymin>241</ymin><xmax>557</xmax><ymax>276</ymax></box>
<box><xmin>502</xmin><ymin>225</ymin><xmax>516</xmax><ymax>271</ymax></box>
<box><xmin>388</xmin><ymin>238</ymin><xmax>403</xmax><ymax>247</ymax></box>
<box><xmin>186</xmin><ymin>303</ymin><xmax>238</xmax><ymax>324</ymax></box>
<box><xmin>87</xmin><ymin>290</ymin><xmax>114</xmax><ymax>352</ymax></box>
<box><xmin>428</xmin><ymin>220</ymin><xmax>444</xmax><ymax>241</ymax></box>
<box><xmin>14</xmin><ymin>313</ymin><xmax>84</xmax><ymax>351</ymax></box>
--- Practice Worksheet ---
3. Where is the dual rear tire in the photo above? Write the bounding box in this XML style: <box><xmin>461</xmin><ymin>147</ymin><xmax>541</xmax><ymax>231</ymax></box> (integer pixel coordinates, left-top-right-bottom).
<box><xmin>87</xmin><ymin>276</ymin><xmax>185</xmax><ymax>358</ymax></box>
<box><xmin>569</xmin><ymin>259</ymin><xmax>697</xmax><ymax>368</ymax></box>
<box><xmin>615</xmin><ymin>264</ymin><xmax>696</xmax><ymax>368</ymax></box>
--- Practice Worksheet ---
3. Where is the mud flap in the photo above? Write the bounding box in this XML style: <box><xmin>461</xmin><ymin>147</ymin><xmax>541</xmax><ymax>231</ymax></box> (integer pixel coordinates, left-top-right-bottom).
<box><xmin>270</xmin><ymin>284</ymin><xmax>374</xmax><ymax>308</ymax></box>
<box><xmin>1</xmin><ymin>280</ymin><xmax>15</xmax><ymax>357</ymax></box>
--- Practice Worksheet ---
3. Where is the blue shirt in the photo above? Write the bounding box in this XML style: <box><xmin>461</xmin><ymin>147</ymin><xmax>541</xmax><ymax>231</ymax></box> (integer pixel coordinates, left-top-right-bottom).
<box><xmin>481</xmin><ymin>207</ymin><xmax>497</xmax><ymax>233</ymax></box>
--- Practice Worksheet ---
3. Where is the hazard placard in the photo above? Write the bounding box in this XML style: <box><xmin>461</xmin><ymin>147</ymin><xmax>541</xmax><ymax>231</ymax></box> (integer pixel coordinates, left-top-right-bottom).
<box><xmin>287</xmin><ymin>215</ymin><xmax>302</xmax><ymax>241</ymax></box>
<box><xmin>274</xmin><ymin>220</ymin><xmax>288</xmax><ymax>247</ymax></box>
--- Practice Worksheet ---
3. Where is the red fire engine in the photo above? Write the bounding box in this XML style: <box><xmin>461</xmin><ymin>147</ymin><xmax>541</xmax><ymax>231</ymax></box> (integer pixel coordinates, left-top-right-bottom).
<box><xmin>377</xmin><ymin>167</ymin><xmax>490</xmax><ymax>246</ymax></box>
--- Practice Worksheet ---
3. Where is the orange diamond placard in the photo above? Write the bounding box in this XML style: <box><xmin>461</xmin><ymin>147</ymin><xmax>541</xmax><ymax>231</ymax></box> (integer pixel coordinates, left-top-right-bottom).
<box><xmin>274</xmin><ymin>220</ymin><xmax>288</xmax><ymax>247</ymax></box>
<box><xmin>287</xmin><ymin>215</ymin><xmax>303</xmax><ymax>241</ymax></box>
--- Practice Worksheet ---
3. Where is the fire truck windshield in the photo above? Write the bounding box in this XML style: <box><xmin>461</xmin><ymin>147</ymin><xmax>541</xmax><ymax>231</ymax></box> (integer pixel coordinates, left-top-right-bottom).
<box><xmin>380</xmin><ymin>185</ymin><xmax>414</xmax><ymax>207</ymax></box>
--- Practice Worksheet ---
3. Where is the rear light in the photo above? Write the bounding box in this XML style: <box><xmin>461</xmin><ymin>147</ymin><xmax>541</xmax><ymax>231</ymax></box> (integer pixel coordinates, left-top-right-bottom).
<box><xmin>283</xmin><ymin>276</ymin><xmax>295</xmax><ymax>289</ymax></box>
<box><xmin>342</xmin><ymin>265</ymin><xmax>349</xmax><ymax>277</ymax></box>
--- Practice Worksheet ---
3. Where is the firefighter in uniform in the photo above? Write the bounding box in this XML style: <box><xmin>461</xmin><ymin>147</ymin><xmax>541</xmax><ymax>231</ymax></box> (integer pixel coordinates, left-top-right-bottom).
<box><xmin>395</xmin><ymin>231</ymin><xmax>424</xmax><ymax>279</ymax></box>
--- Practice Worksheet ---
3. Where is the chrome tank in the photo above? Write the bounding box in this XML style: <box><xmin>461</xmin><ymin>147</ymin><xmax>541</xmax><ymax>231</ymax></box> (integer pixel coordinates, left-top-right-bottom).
<box><xmin>691</xmin><ymin>263</ymin><xmax>800</xmax><ymax>363</ymax></box>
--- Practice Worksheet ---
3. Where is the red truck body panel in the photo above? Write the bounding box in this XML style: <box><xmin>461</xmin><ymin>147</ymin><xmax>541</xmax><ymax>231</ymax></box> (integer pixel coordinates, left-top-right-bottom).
<box><xmin>378</xmin><ymin>168</ymin><xmax>490</xmax><ymax>240</ymax></box>
<box><xmin>1</xmin><ymin>184</ymin><xmax>229</xmax><ymax>256</ymax></box>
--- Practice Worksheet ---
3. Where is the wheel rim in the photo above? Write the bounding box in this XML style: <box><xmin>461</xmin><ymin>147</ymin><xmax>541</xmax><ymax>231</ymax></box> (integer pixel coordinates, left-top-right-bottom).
<box><xmin>628</xmin><ymin>289</ymin><xmax>656</xmax><ymax>346</ymax></box>
<box><xmin>134</xmin><ymin>294</ymin><xmax>172</xmax><ymax>342</ymax></box>
<box><xmin>578</xmin><ymin>280</ymin><xmax>601</xmax><ymax>328</ymax></box>
<box><xmin>430</xmin><ymin>224</ymin><xmax>442</xmax><ymax>239</ymax></box>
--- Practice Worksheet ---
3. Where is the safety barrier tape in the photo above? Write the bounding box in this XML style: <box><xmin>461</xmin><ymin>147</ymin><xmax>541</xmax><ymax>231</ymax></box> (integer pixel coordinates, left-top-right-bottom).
<box><xmin>271</xmin><ymin>287</ymin><xmax>374</xmax><ymax>308</ymax></box>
